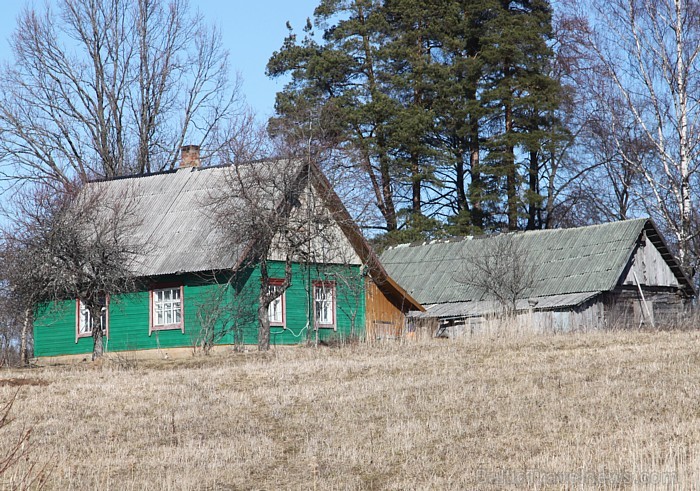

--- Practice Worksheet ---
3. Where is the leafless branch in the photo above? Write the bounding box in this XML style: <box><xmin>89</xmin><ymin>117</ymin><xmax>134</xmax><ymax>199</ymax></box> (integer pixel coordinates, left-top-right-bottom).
<box><xmin>457</xmin><ymin>234</ymin><xmax>535</xmax><ymax>314</ymax></box>
<box><xmin>0</xmin><ymin>0</ymin><xmax>244</xmax><ymax>187</ymax></box>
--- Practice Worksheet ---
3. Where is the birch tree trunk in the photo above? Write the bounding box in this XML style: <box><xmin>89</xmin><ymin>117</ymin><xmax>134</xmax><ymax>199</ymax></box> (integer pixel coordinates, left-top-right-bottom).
<box><xmin>674</xmin><ymin>0</ymin><xmax>692</xmax><ymax>270</ymax></box>
<box><xmin>580</xmin><ymin>0</ymin><xmax>700</xmax><ymax>273</ymax></box>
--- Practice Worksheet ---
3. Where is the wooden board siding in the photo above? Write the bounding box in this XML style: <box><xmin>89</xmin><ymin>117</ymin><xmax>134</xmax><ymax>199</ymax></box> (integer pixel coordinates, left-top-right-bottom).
<box><xmin>441</xmin><ymin>299</ymin><xmax>606</xmax><ymax>337</ymax></box>
<box><xmin>365</xmin><ymin>278</ymin><xmax>405</xmax><ymax>340</ymax></box>
<box><xmin>435</xmin><ymin>286</ymin><xmax>688</xmax><ymax>337</ymax></box>
<box><xmin>622</xmin><ymin>241</ymin><xmax>680</xmax><ymax>288</ymax></box>
<box><xmin>34</xmin><ymin>277</ymin><xmax>234</xmax><ymax>357</ymax></box>
<box><xmin>533</xmin><ymin>300</ymin><xmax>605</xmax><ymax>332</ymax></box>
<box><xmin>249</xmin><ymin>262</ymin><xmax>366</xmax><ymax>345</ymax></box>
<box><xmin>269</xmin><ymin>183</ymin><xmax>362</xmax><ymax>267</ymax></box>
<box><xmin>34</xmin><ymin>261</ymin><xmax>366</xmax><ymax>357</ymax></box>
<box><xmin>603</xmin><ymin>288</ymin><xmax>688</xmax><ymax>328</ymax></box>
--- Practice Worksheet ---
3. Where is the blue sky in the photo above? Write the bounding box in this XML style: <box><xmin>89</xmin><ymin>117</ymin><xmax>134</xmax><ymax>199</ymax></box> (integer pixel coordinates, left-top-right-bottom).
<box><xmin>0</xmin><ymin>0</ymin><xmax>320</xmax><ymax>122</ymax></box>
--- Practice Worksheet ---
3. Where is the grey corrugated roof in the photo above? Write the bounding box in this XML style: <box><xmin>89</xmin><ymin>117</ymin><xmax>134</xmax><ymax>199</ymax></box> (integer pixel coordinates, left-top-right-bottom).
<box><xmin>86</xmin><ymin>160</ymin><xmax>299</xmax><ymax>277</ymax></box>
<box><xmin>380</xmin><ymin>220</ymin><xmax>651</xmax><ymax>306</ymax></box>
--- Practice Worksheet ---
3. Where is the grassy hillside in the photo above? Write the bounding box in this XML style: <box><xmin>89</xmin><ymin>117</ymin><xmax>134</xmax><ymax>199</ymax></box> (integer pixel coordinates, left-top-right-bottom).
<box><xmin>2</xmin><ymin>331</ymin><xmax>699</xmax><ymax>489</ymax></box>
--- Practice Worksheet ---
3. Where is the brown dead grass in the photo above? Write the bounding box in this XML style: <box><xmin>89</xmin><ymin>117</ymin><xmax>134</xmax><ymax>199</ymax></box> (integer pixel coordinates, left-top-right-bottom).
<box><xmin>1</xmin><ymin>330</ymin><xmax>700</xmax><ymax>489</ymax></box>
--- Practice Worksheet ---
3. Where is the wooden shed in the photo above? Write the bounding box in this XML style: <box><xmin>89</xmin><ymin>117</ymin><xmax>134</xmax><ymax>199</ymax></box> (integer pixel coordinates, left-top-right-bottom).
<box><xmin>364</xmin><ymin>275</ymin><xmax>423</xmax><ymax>340</ymax></box>
<box><xmin>380</xmin><ymin>219</ymin><xmax>695</xmax><ymax>335</ymax></box>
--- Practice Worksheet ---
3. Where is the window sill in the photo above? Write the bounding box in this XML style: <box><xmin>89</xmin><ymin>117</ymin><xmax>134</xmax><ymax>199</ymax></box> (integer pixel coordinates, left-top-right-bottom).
<box><xmin>150</xmin><ymin>323</ymin><xmax>184</xmax><ymax>334</ymax></box>
<box><xmin>75</xmin><ymin>331</ymin><xmax>108</xmax><ymax>343</ymax></box>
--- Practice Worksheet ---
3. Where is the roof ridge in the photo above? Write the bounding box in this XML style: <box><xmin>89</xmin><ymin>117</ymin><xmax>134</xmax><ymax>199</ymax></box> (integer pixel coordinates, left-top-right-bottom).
<box><xmin>87</xmin><ymin>157</ymin><xmax>299</xmax><ymax>184</ymax></box>
<box><xmin>383</xmin><ymin>218</ymin><xmax>651</xmax><ymax>251</ymax></box>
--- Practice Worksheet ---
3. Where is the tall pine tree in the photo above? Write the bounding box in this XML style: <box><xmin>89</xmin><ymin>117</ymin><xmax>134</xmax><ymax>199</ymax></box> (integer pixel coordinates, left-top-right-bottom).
<box><xmin>268</xmin><ymin>0</ymin><xmax>402</xmax><ymax>232</ymax></box>
<box><xmin>480</xmin><ymin>0</ymin><xmax>561</xmax><ymax>231</ymax></box>
<box><xmin>268</xmin><ymin>0</ymin><xmax>563</xmax><ymax>237</ymax></box>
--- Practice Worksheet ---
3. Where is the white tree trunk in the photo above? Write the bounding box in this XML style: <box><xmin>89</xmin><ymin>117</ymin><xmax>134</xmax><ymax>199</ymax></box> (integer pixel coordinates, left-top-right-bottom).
<box><xmin>675</xmin><ymin>0</ymin><xmax>692</xmax><ymax>270</ymax></box>
<box><xmin>586</xmin><ymin>0</ymin><xmax>700</xmax><ymax>273</ymax></box>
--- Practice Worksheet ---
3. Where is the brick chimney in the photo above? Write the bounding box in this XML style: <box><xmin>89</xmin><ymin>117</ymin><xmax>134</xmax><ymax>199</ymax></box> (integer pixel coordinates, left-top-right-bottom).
<box><xmin>180</xmin><ymin>145</ymin><xmax>201</xmax><ymax>168</ymax></box>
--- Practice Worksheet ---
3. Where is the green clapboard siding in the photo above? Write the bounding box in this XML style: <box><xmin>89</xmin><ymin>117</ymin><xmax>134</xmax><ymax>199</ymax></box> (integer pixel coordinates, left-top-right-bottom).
<box><xmin>34</xmin><ymin>261</ymin><xmax>365</xmax><ymax>357</ymax></box>
<box><xmin>253</xmin><ymin>262</ymin><xmax>366</xmax><ymax>346</ymax></box>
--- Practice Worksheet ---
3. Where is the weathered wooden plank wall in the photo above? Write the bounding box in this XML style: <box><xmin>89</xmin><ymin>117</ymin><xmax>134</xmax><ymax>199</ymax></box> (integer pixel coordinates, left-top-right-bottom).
<box><xmin>365</xmin><ymin>278</ymin><xmax>405</xmax><ymax>340</ymax></box>
<box><xmin>622</xmin><ymin>241</ymin><xmax>679</xmax><ymax>288</ymax></box>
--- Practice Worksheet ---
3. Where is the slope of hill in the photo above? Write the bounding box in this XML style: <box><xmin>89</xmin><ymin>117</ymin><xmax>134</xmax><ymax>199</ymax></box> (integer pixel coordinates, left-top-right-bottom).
<box><xmin>2</xmin><ymin>331</ymin><xmax>699</xmax><ymax>489</ymax></box>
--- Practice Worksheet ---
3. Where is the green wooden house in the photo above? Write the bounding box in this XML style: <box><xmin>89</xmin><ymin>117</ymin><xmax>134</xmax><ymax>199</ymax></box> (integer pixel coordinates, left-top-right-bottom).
<box><xmin>33</xmin><ymin>147</ymin><xmax>422</xmax><ymax>359</ymax></box>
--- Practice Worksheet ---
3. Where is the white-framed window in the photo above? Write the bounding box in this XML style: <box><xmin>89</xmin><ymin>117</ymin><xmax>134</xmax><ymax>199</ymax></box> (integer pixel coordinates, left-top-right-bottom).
<box><xmin>150</xmin><ymin>286</ymin><xmax>184</xmax><ymax>333</ymax></box>
<box><xmin>267</xmin><ymin>280</ymin><xmax>286</xmax><ymax>327</ymax></box>
<box><xmin>314</xmin><ymin>281</ymin><xmax>336</xmax><ymax>329</ymax></box>
<box><xmin>76</xmin><ymin>296</ymin><xmax>108</xmax><ymax>342</ymax></box>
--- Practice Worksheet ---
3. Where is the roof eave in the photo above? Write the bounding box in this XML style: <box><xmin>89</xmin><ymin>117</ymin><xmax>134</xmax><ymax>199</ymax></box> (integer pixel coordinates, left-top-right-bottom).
<box><xmin>642</xmin><ymin>219</ymin><xmax>697</xmax><ymax>297</ymax></box>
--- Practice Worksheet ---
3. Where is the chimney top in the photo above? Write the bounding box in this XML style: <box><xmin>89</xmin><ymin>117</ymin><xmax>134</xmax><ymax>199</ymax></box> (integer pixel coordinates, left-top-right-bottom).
<box><xmin>180</xmin><ymin>145</ymin><xmax>200</xmax><ymax>169</ymax></box>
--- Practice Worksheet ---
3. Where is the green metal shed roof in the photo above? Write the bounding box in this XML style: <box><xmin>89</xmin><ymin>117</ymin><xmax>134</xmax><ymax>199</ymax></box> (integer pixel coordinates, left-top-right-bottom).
<box><xmin>380</xmin><ymin>219</ymin><xmax>691</xmax><ymax>306</ymax></box>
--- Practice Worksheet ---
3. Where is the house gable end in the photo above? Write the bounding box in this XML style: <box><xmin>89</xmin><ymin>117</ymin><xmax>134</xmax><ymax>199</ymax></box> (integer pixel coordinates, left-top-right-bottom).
<box><xmin>267</xmin><ymin>180</ymin><xmax>361</xmax><ymax>265</ymax></box>
<box><xmin>621</xmin><ymin>237</ymin><xmax>680</xmax><ymax>289</ymax></box>
<box><xmin>617</xmin><ymin>220</ymin><xmax>696</xmax><ymax>296</ymax></box>
<box><xmin>308</xmin><ymin>164</ymin><xmax>423</xmax><ymax>312</ymax></box>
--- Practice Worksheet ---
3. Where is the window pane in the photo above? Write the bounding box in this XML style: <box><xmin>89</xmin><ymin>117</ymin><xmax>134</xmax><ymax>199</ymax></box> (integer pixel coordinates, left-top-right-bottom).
<box><xmin>269</xmin><ymin>297</ymin><xmax>281</xmax><ymax>323</ymax></box>
<box><xmin>79</xmin><ymin>297</ymin><xmax>108</xmax><ymax>334</ymax></box>
<box><xmin>80</xmin><ymin>306</ymin><xmax>90</xmax><ymax>334</ymax></box>
<box><xmin>321</xmin><ymin>301</ymin><xmax>330</xmax><ymax>324</ymax></box>
<box><xmin>314</xmin><ymin>284</ymin><xmax>334</xmax><ymax>325</ymax></box>
<box><xmin>153</xmin><ymin>288</ymin><xmax>182</xmax><ymax>327</ymax></box>
<box><xmin>267</xmin><ymin>285</ymin><xmax>284</xmax><ymax>324</ymax></box>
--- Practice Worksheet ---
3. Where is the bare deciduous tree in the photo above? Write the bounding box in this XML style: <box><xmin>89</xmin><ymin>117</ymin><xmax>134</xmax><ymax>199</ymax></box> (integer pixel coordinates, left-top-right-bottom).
<box><xmin>212</xmin><ymin>157</ymin><xmax>305</xmax><ymax>351</ymax></box>
<box><xmin>567</xmin><ymin>0</ymin><xmax>700</xmax><ymax>273</ymax></box>
<box><xmin>0</xmin><ymin>266</ymin><xmax>34</xmax><ymax>367</ymax></box>
<box><xmin>458</xmin><ymin>234</ymin><xmax>535</xmax><ymax>314</ymax></box>
<box><xmin>0</xmin><ymin>310</ymin><xmax>23</xmax><ymax>367</ymax></box>
<box><xmin>192</xmin><ymin>274</ymin><xmax>257</xmax><ymax>354</ymax></box>
<box><xmin>208</xmin><ymin>133</ymin><xmax>365</xmax><ymax>351</ymax></box>
<box><xmin>0</xmin><ymin>0</ymin><xmax>243</xmax><ymax>186</ymax></box>
<box><xmin>1</xmin><ymin>182</ymin><xmax>143</xmax><ymax>359</ymax></box>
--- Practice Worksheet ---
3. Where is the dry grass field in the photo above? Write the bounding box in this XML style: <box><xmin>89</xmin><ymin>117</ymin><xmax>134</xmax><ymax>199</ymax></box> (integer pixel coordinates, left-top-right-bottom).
<box><xmin>2</xmin><ymin>330</ymin><xmax>700</xmax><ymax>490</ymax></box>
